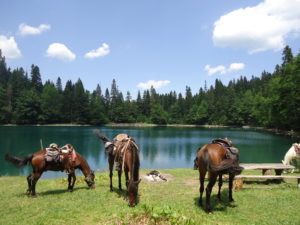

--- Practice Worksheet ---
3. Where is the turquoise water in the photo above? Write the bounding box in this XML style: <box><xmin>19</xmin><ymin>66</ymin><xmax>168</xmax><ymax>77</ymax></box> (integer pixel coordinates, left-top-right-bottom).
<box><xmin>0</xmin><ymin>126</ymin><xmax>296</xmax><ymax>178</ymax></box>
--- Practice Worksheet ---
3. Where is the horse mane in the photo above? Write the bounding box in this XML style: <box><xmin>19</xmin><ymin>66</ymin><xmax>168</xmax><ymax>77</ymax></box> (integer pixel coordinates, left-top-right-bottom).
<box><xmin>130</xmin><ymin>141</ymin><xmax>140</xmax><ymax>181</ymax></box>
<box><xmin>74</xmin><ymin>152</ymin><xmax>93</xmax><ymax>176</ymax></box>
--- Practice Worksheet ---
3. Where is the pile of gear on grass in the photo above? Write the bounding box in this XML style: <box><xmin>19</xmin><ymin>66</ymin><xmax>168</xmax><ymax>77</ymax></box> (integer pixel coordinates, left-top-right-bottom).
<box><xmin>142</xmin><ymin>170</ymin><xmax>172</xmax><ymax>183</ymax></box>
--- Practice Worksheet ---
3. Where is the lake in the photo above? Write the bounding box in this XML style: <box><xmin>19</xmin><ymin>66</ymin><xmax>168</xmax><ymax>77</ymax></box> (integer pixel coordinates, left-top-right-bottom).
<box><xmin>0</xmin><ymin>126</ymin><xmax>296</xmax><ymax>179</ymax></box>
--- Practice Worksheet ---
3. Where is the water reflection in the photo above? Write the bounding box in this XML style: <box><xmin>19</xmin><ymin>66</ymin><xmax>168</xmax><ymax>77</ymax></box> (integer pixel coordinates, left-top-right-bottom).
<box><xmin>0</xmin><ymin>126</ymin><xmax>296</xmax><ymax>178</ymax></box>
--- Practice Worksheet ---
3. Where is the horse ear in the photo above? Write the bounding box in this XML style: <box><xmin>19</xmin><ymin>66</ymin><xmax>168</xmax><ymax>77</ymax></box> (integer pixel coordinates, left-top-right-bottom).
<box><xmin>136</xmin><ymin>179</ymin><xmax>142</xmax><ymax>184</ymax></box>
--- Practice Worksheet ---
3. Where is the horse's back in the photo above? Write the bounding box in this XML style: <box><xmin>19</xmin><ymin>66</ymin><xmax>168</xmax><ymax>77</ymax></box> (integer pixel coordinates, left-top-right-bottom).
<box><xmin>31</xmin><ymin>150</ymin><xmax>47</xmax><ymax>169</ymax></box>
<box><xmin>197</xmin><ymin>143</ymin><xmax>227</xmax><ymax>170</ymax></box>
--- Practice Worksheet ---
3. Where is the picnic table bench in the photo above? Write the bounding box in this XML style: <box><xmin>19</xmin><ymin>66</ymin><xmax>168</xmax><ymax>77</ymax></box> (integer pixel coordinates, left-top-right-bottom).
<box><xmin>234</xmin><ymin>163</ymin><xmax>300</xmax><ymax>189</ymax></box>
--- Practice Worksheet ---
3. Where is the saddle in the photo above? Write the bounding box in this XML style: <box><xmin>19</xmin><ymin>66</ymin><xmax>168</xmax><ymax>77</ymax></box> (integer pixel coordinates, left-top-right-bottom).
<box><xmin>212</xmin><ymin>138</ymin><xmax>239</xmax><ymax>159</ymax></box>
<box><xmin>45</xmin><ymin>147</ymin><xmax>61</xmax><ymax>163</ymax></box>
<box><xmin>45</xmin><ymin>144</ymin><xmax>77</xmax><ymax>167</ymax></box>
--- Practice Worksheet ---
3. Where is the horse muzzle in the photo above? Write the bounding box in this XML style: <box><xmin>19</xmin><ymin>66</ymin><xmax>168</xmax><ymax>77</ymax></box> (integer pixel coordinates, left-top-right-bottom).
<box><xmin>128</xmin><ymin>201</ymin><xmax>136</xmax><ymax>207</ymax></box>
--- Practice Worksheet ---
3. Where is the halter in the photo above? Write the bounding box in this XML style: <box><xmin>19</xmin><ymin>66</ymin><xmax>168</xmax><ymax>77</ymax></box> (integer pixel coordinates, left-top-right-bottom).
<box><xmin>85</xmin><ymin>171</ymin><xmax>95</xmax><ymax>186</ymax></box>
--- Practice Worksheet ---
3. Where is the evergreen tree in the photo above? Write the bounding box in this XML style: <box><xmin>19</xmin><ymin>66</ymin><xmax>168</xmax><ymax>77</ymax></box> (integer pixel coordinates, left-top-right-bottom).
<box><xmin>15</xmin><ymin>89</ymin><xmax>41</xmax><ymax>124</ymax></box>
<box><xmin>30</xmin><ymin>64</ymin><xmax>43</xmax><ymax>92</ymax></box>
<box><xmin>73</xmin><ymin>79</ymin><xmax>89</xmax><ymax>124</ymax></box>
<box><xmin>0</xmin><ymin>49</ymin><xmax>8</xmax><ymax>86</ymax></box>
<box><xmin>40</xmin><ymin>83</ymin><xmax>62</xmax><ymax>123</ymax></box>
<box><xmin>56</xmin><ymin>77</ymin><xmax>63</xmax><ymax>92</ymax></box>
<box><xmin>0</xmin><ymin>84</ymin><xmax>10</xmax><ymax>123</ymax></box>
<box><xmin>62</xmin><ymin>80</ymin><xmax>75</xmax><ymax>123</ymax></box>
<box><xmin>282</xmin><ymin>45</ymin><xmax>293</xmax><ymax>66</ymax></box>
<box><xmin>89</xmin><ymin>89</ymin><xmax>109</xmax><ymax>125</ymax></box>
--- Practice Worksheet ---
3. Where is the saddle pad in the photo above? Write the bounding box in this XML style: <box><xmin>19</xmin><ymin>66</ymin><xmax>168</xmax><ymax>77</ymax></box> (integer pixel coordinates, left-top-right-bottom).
<box><xmin>114</xmin><ymin>134</ymin><xmax>129</xmax><ymax>142</ymax></box>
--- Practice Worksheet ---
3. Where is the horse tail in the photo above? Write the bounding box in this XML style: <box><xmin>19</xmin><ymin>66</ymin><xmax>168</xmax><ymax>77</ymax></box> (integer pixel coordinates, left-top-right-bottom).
<box><xmin>5</xmin><ymin>153</ymin><xmax>33</xmax><ymax>168</ymax></box>
<box><xmin>193</xmin><ymin>156</ymin><xmax>198</xmax><ymax>170</ymax></box>
<box><xmin>210</xmin><ymin>158</ymin><xmax>243</xmax><ymax>175</ymax></box>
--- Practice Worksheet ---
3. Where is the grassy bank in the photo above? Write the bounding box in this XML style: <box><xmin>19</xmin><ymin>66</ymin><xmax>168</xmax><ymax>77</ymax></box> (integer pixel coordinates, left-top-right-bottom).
<box><xmin>0</xmin><ymin>169</ymin><xmax>299</xmax><ymax>225</ymax></box>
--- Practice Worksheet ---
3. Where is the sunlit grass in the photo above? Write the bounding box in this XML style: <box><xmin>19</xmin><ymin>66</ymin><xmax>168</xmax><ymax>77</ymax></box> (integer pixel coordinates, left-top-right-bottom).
<box><xmin>0</xmin><ymin>169</ymin><xmax>299</xmax><ymax>224</ymax></box>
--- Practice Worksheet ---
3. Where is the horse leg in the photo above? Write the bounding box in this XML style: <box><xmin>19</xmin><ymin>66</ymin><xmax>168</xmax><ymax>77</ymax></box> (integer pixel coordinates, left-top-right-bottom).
<box><xmin>68</xmin><ymin>172</ymin><xmax>76</xmax><ymax>192</ymax></box>
<box><xmin>217</xmin><ymin>174</ymin><xmax>223</xmax><ymax>200</ymax></box>
<box><xmin>109</xmin><ymin>157</ymin><xmax>114</xmax><ymax>192</ymax></box>
<box><xmin>71</xmin><ymin>173</ymin><xmax>76</xmax><ymax>191</ymax></box>
<box><xmin>30</xmin><ymin>171</ymin><xmax>42</xmax><ymax>196</ymax></box>
<box><xmin>125</xmin><ymin>167</ymin><xmax>129</xmax><ymax>189</ymax></box>
<box><xmin>26</xmin><ymin>174</ymin><xmax>33</xmax><ymax>195</ymax></box>
<box><xmin>118</xmin><ymin>170</ymin><xmax>122</xmax><ymax>191</ymax></box>
<box><xmin>228</xmin><ymin>173</ymin><xmax>235</xmax><ymax>202</ymax></box>
<box><xmin>198</xmin><ymin>170</ymin><xmax>206</xmax><ymax>206</ymax></box>
<box><xmin>205</xmin><ymin>173</ymin><xmax>217</xmax><ymax>213</ymax></box>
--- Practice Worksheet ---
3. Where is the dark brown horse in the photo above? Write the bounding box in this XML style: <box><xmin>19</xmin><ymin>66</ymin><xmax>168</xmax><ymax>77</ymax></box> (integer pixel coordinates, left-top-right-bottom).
<box><xmin>5</xmin><ymin>146</ymin><xmax>95</xmax><ymax>196</ymax></box>
<box><xmin>195</xmin><ymin>139</ymin><xmax>242</xmax><ymax>212</ymax></box>
<box><xmin>93</xmin><ymin>129</ymin><xmax>141</xmax><ymax>207</ymax></box>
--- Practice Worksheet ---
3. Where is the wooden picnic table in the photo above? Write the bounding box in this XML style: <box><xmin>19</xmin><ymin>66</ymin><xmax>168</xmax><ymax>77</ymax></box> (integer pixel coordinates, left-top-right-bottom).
<box><xmin>235</xmin><ymin>163</ymin><xmax>300</xmax><ymax>189</ymax></box>
<box><xmin>240</xmin><ymin>163</ymin><xmax>295</xmax><ymax>175</ymax></box>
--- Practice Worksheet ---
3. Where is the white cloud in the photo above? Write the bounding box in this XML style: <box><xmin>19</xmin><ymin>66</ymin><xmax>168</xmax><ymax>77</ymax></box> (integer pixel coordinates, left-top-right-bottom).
<box><xmin>137</xmin><ymin>80</ymin><xmax>171</xmax><ymax>89</ymax></box>
<box><xmin>0</xmin><ymin>35</ymin><xmax>21</xmax><ymax>59</ymax></box>
<box><xmin>204</xmin><ymin>65</ymin><xmax>226</xmax><ymax>75</ymax></box>
<box><xmin>205</xmin><ymin>63</ymin><xmax>245</xmax><ymax>75</ymax></box>
<box><xmin>213</xmin><ymin>0</ymin><xmax>300</xmax><ymax>53</ymax></box>
<box><xmin>19</xmin><ymin>23</ymin><xmax>51</xmax><ymax>36</ymax></box>
<box><xmin>46</xmin><ymin>43</ymin><xmax>76</xmax><ymax>61</ymax></box>
<box><xmin>228</xmin><ymin>63</ymin><xmax>245</xmax><ymax>72</ymax></box>
<box><xmin>84</xmin><ymin>43</ymin><xmax>110</xmax><ymax>58</ymax></box>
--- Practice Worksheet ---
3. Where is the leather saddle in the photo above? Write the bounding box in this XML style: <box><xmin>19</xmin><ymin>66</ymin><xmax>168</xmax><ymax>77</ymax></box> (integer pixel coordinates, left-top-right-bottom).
<box><xmin>212</xmin><ymin>138</ymin><xmax>239</xmax><ymax>159</ymax></box>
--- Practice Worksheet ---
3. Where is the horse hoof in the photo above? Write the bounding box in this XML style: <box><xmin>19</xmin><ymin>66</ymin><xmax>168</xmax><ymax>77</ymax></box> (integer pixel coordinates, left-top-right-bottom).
<box><xmin>68</xmin><ymin>189</ymin><xmax>74</xmax><ymax>192</ymax></box>
<box><xmin>229</xmin><ymin>198</ymin><xmax>234</xmax><ymax>202</ymax></box>
<box><xmin>206</xmin><ymin>208</ymin><xmax>212</xmax><ymax>214</ymax></box>
<box><xmin>31</xmin><ymin>194</ymin><xmax>37</xmax><ymax>198</ymax></box>
<box><xmin>110</xmin><ymin>189</ymin><xmax>113</xmax><ymax>192</ymax></box>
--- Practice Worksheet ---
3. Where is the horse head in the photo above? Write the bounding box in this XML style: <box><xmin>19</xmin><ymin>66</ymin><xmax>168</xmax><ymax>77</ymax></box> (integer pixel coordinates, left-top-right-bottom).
<box><xmin>85</xmin><ymin>170</ymin><xmax>95</xmax><ymax>189</ymax></box>
<box><xmin>93</xmin><ymin>129</ymin><xmax>115</xmax><ymax>154</ymax></box>
<box><xmin>293</xmin><ymin>143</ymin><xmax>300</xmax><ymax>155</ymax></box>
<box><xmin>127</xmin><ymin>179</ymin><xmax>141</xmax><ymax>207</ymax></box>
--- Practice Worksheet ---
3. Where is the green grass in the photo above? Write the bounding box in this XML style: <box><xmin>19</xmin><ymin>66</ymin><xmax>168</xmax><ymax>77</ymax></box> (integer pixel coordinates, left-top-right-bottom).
<box><xmin>0</xmin><ymin>169</ymin><xmax>299</xmax><ymax>225</ymax></box>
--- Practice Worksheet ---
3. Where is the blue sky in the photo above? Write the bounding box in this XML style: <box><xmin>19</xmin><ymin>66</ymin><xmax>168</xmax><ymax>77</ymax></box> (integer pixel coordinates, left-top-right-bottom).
<box><xmin>1</xmin><ymin>0</ymin><xmax>300</xmax><ymax>96</ymax></box>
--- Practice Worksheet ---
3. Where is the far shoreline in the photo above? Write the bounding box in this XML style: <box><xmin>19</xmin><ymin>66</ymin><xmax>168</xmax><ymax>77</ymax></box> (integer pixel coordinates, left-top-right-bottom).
<box><xmin>1</xmin><ymin>123</ymin><xmax>299</xmax><ymax>138</ymax></box>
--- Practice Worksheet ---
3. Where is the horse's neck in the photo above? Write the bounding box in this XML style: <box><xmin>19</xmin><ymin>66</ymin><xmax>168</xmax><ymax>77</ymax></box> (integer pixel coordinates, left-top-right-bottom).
<box><xmin>130</xmin><ymin>147</ymin><xmax>139</xmax><ymax>181</ymax></box>
<box><xmin>76</xmin><ymin>153</ymin><xmax>92</xmax><ymax>177</ymax></box>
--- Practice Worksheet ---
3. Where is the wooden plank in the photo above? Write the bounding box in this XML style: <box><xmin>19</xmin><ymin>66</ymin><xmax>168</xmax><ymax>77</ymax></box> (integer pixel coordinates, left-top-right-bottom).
<box><xmin>240</xmin><ymin>163</ymin><xmax>295</xmax><ymax>170</ymax></box>
<box><xmin>235</xmin><ymin>175</ymin><xmax>300</xmax><ymax>179</ymax></box>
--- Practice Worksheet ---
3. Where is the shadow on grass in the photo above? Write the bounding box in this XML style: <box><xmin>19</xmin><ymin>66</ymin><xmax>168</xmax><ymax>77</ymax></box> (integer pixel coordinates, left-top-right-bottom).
<box><xmin>110</xmin><ymin>187</ymin><xmax>141</xmax><ymax>207</ymax></box>
<box><xmin>193</xmin><ymin>188</ymin><xmax>237</xmax><ymax>213</ymax></box>
<box><xmin>111</xmin><ymin>187</ymin><xmax>127</xmax><ymax>199</ymax></box>
<box><xmin>23</xmin><ymin>186</ymin><xmax>91</xmax><ymax>197</ymax></box>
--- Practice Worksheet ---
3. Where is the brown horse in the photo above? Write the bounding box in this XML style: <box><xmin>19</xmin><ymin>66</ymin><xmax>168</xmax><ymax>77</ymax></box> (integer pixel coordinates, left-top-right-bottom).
<box><xmin>5</xmin><ymin>146</ymin><xmax>95</xmax><ymax>196</ymax></box>
<box><xmin>195</xmin><ymin>139</ymin><xmax>242</xmax><ymax>212</ymax></box>
<box><xmin>93</xmin><ymin>129</ymin><xmax>141</xmax><ymax>207</ymax></box>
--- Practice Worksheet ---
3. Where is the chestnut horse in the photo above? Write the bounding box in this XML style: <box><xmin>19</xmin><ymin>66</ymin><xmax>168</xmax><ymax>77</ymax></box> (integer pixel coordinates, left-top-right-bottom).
<box><xmin>5</xmin><ymin>147</ymin><xmax>95</xmax><ymax>196</ymax></box>
<box><xmin>93</xmin><ymin>129</ymin><xmax>141</xmax><ymax>207</ymax></box>
<box><xmin>195</xmin><ymin>140</ymin><xmax>242</xmax><ymax>212</ymax></box>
